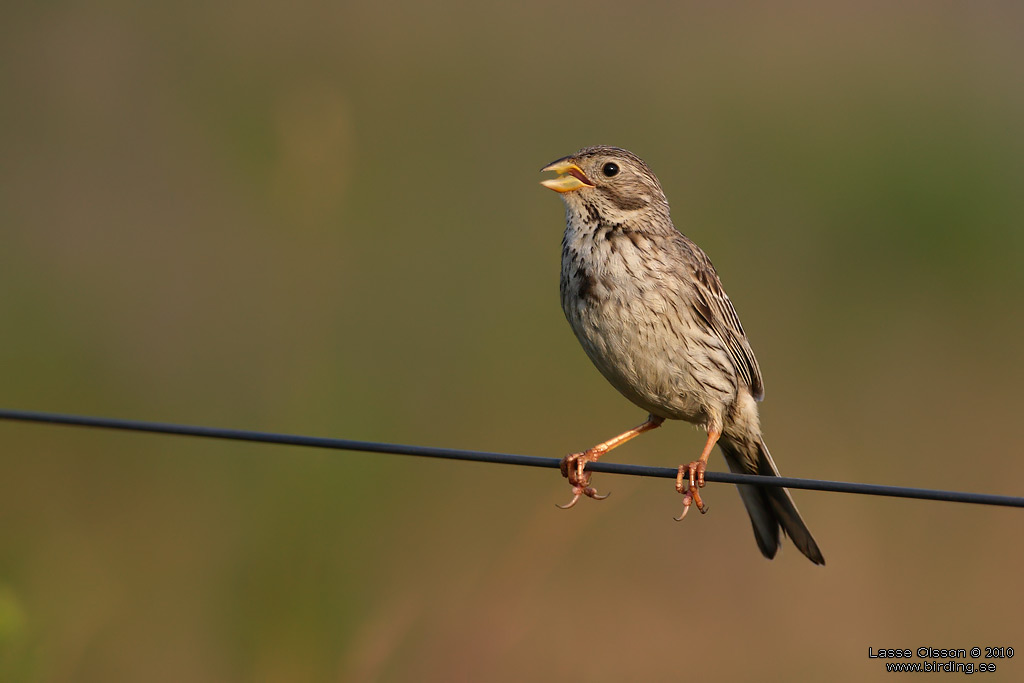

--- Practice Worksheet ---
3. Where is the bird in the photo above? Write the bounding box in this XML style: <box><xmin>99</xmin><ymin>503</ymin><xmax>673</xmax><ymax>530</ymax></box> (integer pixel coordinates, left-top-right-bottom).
<box><xmin>541</xmin><ymin>145</ymin><xmax>824</xmax><ymax>564</ymax></box>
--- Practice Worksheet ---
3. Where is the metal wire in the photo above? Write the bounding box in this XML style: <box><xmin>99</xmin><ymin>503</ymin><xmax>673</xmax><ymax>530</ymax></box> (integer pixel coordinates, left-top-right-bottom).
<box><xmin>1</xmin><ymin>408</ymin><xmax>1022</xmax><ymax>508</ymax></box>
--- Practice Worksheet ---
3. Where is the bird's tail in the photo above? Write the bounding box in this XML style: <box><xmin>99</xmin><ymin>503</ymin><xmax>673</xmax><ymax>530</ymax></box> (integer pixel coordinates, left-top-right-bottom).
<box><xmin>718</xmin><ymin>435</ymin><xmax>825</xmax><ymax>565</ymax></box>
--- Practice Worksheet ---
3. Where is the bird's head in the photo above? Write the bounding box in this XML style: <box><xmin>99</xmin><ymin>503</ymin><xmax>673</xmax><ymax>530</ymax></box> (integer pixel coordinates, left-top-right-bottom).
<box><xmin>540</xmin><ymin>146</ymin><xmax>669</xmax><ymax>222</ymax></box>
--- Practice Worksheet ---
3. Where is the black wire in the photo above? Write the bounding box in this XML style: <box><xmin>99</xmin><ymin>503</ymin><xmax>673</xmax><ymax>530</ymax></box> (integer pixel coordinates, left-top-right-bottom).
<box><xmin>1</xmin><ymin>408</ymin><xmax>1022</xmax><ymax>508</ymax></box>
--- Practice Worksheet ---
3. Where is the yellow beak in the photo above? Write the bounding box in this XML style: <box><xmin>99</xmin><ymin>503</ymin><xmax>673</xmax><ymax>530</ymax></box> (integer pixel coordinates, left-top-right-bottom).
<box><xmin>540</xmin><ymin>158</ymin><xmax>595</xmax><ymax>193</ymax></box>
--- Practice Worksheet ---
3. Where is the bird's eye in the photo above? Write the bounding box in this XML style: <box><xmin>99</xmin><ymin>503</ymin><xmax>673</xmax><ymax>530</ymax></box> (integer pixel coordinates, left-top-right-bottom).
<box><xmin>602</xmin><ymin>162</ymin><xmax>619</xmax><ymax>177</ymax></box>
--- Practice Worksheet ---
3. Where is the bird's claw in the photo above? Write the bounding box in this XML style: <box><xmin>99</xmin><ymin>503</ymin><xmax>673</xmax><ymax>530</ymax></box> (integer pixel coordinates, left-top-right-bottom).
<box><xmin>556</xmin><ymin>450</ymin><xmax>610</xmax><ymax>509</ymax></box>
<box><xmin>673</xmin><ymin>496</ymin><xmax>691</xmax><ymax>521</ymax></box>
<box><xmin>556</xmin><ymin>484</ymin><xmax>610</xmax><ymax>509</ymax></box>
<box><xmin>674</xmin><ymin>461</ymin><xmax>709</xmax><ymax>520</ymax></box>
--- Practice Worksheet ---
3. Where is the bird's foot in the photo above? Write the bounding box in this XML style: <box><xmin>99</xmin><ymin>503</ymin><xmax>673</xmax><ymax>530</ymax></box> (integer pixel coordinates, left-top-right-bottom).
<box><xmin>556</xmin><ymin>449</ymin><xmax>610</xmax><ymax>509</ymax></box>
<box><xmin>674</xmin><ymin>460</ymin><xmax>709</xmax><ymax>521</ymax></box>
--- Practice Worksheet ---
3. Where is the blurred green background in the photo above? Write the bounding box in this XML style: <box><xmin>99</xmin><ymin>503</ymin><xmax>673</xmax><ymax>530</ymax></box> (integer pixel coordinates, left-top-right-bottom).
<box><xmin>2</xmin><ymin>1</ymin><xmax>1023</xmax><ymax>681</ymax></box>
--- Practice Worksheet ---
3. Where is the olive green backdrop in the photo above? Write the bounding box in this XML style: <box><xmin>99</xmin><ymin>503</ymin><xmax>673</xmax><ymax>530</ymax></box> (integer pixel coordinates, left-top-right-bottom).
<box><xmin>2</xmin><ymin>2</ymin><xmax>1023</xmax><ymax>681</ymax></box>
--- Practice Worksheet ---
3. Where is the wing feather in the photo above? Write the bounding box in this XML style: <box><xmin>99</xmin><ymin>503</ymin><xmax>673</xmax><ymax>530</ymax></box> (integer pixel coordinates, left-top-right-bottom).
<box><xmin>677</xmin><ymin>235</ymin><xmax>765</xmax><ymax>400</ymax></box>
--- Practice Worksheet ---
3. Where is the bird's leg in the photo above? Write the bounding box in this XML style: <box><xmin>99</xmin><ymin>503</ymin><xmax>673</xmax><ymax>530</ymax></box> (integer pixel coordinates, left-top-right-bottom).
<box><xmin>674</xmin><ymin>428</ymin><xmax>721</xmax><ymax>520</ymax></box>
<box><xmin>557</xmin><ymin>414</ymin><xmax>665</xmax><ymax>509</ymax></box>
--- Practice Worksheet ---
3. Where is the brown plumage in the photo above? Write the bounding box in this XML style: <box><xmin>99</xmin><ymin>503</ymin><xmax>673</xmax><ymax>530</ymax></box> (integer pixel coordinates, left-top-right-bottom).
<box><xmin>542</xmin><ymin>145</ymin><xmax>824</xmax><ymax>564</ymax></box>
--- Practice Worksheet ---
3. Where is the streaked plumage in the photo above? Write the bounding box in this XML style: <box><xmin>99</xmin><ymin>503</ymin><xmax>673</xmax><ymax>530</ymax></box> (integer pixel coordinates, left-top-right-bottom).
<box><xmin>543</xmin><ymin>145</ymin><xmax>823</xmax><ymax>564</ymax></box>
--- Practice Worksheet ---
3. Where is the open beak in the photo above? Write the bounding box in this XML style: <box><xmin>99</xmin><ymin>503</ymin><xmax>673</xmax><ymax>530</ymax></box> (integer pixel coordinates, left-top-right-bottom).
<box><xmin>540</xmin><ymin>157</ymin><xmax>595</xmax><ymax>193</ymax></box>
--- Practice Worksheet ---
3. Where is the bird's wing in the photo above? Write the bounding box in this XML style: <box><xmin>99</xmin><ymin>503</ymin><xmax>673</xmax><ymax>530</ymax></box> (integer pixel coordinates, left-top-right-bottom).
<box><xmin>684</xmin><ymin>241</ymin><xmax>765</xmax><ymax>400</ymax></box>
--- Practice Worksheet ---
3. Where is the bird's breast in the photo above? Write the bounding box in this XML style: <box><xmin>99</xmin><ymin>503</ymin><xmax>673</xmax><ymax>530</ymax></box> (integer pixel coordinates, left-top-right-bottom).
<box><xmin>559</xmin><ymin>220</ymin><xmax>725</xmax><ymax>422</ymax></box>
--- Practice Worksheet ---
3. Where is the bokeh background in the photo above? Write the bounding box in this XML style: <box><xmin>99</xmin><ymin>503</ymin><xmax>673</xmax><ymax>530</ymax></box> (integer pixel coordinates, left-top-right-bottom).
<box><xmin>2</xmin><ymin>1</ymin><xmax>1023</xmax><ymax>681</ymax></box>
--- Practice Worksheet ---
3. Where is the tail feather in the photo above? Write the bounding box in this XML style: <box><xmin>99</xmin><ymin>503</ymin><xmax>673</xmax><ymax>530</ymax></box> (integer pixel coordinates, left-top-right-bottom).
<box><xmin>718</xmin><ymin>436</ymin><xmax>825</xmax><ymax>565</ymax></box>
